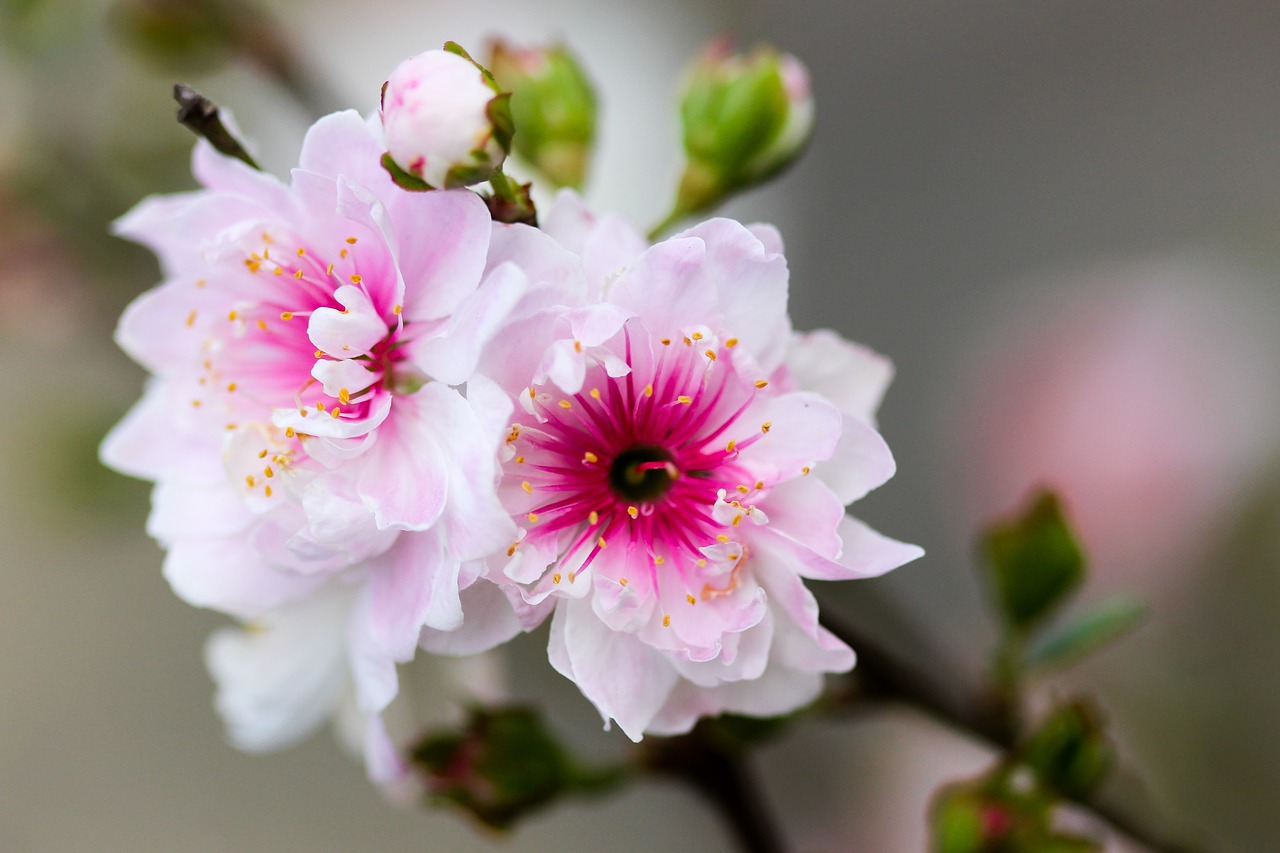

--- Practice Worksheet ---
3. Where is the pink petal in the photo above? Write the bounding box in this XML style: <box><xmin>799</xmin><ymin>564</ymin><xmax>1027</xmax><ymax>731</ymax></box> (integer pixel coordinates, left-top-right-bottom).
<box><xmin>786</xmin><ymin>329</ymin><xmax>894</xmax><ymax>426</ymax></box>
<box><xmin>552</xmin><ymin>598</ymin><xmax>679</xmax><ymax>741</ymax></box>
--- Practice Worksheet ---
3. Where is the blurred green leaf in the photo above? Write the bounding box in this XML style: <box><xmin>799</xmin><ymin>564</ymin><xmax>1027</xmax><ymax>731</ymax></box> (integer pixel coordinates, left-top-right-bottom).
<box><xmin>981</xmin><ymin>491</ymin><xmax>1085</xmax><ymax>633</ymax></box>
<box><xmin>410</xmin><ymin>705</ymin><xmax>624</xmax><ymax>830</ymax></box>
<box><xmin>1027</xmin><ymin>597</ymin><xmax>1145</xmax><ymax>672</ymax></box>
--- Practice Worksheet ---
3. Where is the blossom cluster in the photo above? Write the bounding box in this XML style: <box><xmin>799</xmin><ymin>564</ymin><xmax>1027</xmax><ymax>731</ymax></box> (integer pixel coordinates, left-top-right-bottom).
<box><xmin>102</xmin><ymin>46</ymin><xmax>921</xmax><ymax>785</ymax></box>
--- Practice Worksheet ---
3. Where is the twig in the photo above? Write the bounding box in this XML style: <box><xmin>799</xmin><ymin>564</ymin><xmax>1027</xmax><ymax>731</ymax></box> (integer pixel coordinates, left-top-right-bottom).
<box><xmin>819</xmin><ymin>609</ymin><xmax>1206</xmax><ymax>853</ymax></box>
<box><xmin>641</xmin><ymin>725</ymin><xmax>787</xmax><ymax>853</ymax></box>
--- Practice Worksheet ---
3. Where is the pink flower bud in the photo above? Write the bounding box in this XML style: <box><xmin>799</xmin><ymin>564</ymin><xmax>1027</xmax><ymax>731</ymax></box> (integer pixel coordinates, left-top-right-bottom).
<box><xmin>381</xmin><ymin>47</ymin><xmax>510</xmax><ymax>189</ymax></box>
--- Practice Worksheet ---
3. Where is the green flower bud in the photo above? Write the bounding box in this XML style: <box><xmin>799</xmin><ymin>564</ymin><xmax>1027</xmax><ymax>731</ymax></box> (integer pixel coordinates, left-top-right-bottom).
<box><xmin>675</xmin><ymin>39</ymin><xmax>814</xmax><ymax>215</ymax></box>
<box><xmin>488</xmin><ymin>41</ymin><xmax>598</xmax><ymax>189</ymax></box>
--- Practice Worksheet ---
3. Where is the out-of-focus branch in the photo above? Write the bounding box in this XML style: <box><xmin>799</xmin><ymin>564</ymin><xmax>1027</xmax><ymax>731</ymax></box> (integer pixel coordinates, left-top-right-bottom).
<box><xmin>818</xmin><ymin>609</ymin><xmax>1207</xmax><ymax>853</ymax></box>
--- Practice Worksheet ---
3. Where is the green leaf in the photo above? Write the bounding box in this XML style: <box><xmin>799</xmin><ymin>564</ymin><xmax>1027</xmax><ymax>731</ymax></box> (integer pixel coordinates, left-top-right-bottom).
<box><xmin>1021</xmin><ymin>700</ymin><xmax>1113</xmax><ymax>798</ymax></box>
<box><xmin>1027</xmin><ymin>597</ymin><xmax>1145</xmax><ymax>672</ymax></box>
<box><xmin>981</xmin><ymin>491</ymin><xmax>1085</xmax><ymax>632</ymax></box>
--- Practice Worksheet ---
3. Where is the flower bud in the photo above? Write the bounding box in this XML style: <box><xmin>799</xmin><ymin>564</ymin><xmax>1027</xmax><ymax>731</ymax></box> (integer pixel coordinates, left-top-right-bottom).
<box><xmin>487</xmin><ymin>40</ymin><xmax>597</xmax><ymax>189</ymax></box>
<box><xmin>380</xmin><ymin>43</ymin><xmax>512</xmax><ymax>189</ymax></box>
<box><xmin>675</xmin><ymin>39</ymin><xmax>814</xmax><ymax>215</ymax></box>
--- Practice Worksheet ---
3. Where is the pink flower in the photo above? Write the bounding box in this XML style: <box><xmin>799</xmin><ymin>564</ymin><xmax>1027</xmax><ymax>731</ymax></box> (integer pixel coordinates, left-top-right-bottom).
<box><xmin>484</xmin><ymin>194</ymin><xmax>922</xmax><ymax>738</ymax></box>
<box><xmin>101</xmin><ymin>111</ymin><xmax>526</xmax><ymax>772</ymax></box>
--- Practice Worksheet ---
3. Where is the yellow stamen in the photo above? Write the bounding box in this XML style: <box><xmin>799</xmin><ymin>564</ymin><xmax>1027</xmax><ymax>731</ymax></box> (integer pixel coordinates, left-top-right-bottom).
<box><xmin>705</xmin><ymin>349</ymin><xmax>717</xmax><ymax>361</ymax></box>
<box><xmin>528</xmin><ymin>512</ymin><xmax>539</xmax><ymax>523</ymax></box>
<box><xmin>559</xmin><ymin>399</ymin><xmax>572</xmax><ymax>409</ymax></box>
<box><xmin>619</xmin><ymin>578</ymin><xmax>628</xmax><ymax>587</ymax></box>
<box><xmin>589</xmin><ymin>388</ymin><xmax>601</xmax><ymax>400</ymax></box>
<box><xmin>264</xmin><ymin>466</ymin><xmax>274</xmax><ymax>478</ymax></box>
<box><xmin>185</xmin><ymin>310</ymin><xmax>197</xmax><ymax>327</ymax></box>
<box><xmin>345</xmin><ymin>236</ymin><xmax>358</xmax><ymax>245</ymax></box>
<box><xmin>726</xmin><ymin>439</ymin><xmax>737</xmax><ymax>453</ymax></box>
<box><xmin>627</xmin><ymin>506</ymin><xmax>639</xmax><ymax>519</ymax></box>
<box><xmin>226</xmin><ymin>382</ymin><xmax>236</xmax><ymax>392</ymax></box>
<box><xmin>393</xmin><ymin>304</ymin><xmax>402</xmax><ymax>315</ymax></box>
<box><xmin>677</xmin><ymin>395</ymin><xmax>692</xmax><ymax>405</ymax></box>
<box><xmin>761</xmin><ymin>421</ymin><xmax>772</xmax><ymax>433</ymax></box>
<box><xmin>553</xmin><ymin>573</ymin><xmax>562</xmax><ymax>584</ymax></box>
<box><xmin>588</xmin><ymin>511</ymin><xmax>600</xmax><ymax>525</ymax></box>
<box><xmin>716</xmin><ymin>534</ymin><xmax>730</xmax><ymax>543</ymax></box>
<box><xmin>644</xmin><ymin>383</ymin><xmax>653</xmax><ymax>397</ymax></box>
<box><xmin>264</xmin><ymin>485</ymin><xmax>272</xmax><ymax>497</ymax></box>
<box><xmin>583</xmin><ymin>451</ymin><xmax>599</xmax><ymax>464</ymax></box>
<box><xmin>660</xmin><ymin>338</ymin><xmax>671</xmax><ymax>346</ymax></box>
<box><xmin>280</xmin><ymin>312</ymin><xmax>294</xmax><ymax>321</ymax></box>
<box><xmin>686</xmin><ymin>594</ymin><xmax>696</xmax><ymax>605</ymax></box>
<box><xmin>755</xmin><ymin>380</ymin><xmax>769</xmax><ymax>389</ymax></box>
<box><xmin>574</xmin><ymin>340</ymin><xmax>583</xmax><ymax>353</ymax></box>
<box><xmin>725</xmin><ymin>337</ymin><xmax>739</xmax><ymax>348</ymax></box>
<box><xmin>663</xmin><ymin>615</ymin><xmax>671</xmax><ymax>627</ymax></box>
<box><xmin>349</xmin><ymin>274</ymin><xmax>362</xmax><ymax>284</ymax></box>
<box><xmin>521</xmin><ymin>481</ymin><xmax>533</xmax><ymax>494</ymax></box>
<box><xmin>597</xmin><ymin>536</ymin><xmax>608</xmax><ymax>549</ymax></box>
<box><xmin>692</xmin><ymin>332</ymin><xmax>704</xmax><ymax>341</ymax></box>
<box><xmin>339</xmin><ymin>388</ymin><xmax>351</xmax><ymax>405</ymax></box>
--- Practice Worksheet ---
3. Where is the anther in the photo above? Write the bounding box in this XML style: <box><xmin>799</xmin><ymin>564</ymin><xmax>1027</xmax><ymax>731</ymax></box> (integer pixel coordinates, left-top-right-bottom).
<box><xmin>528</xmin><ymin>512</ymin><xmax>539</xmax><ymax>523</ymax></box>
<box><xmin>345</xmin><ymin>237</ymin><xmax>358</xmax><ymax>245</ymax></box>
<box><xmin>725</xmin><ymin>337</ymin><xmax>739</xmax><ymax>347</ymax></box>
<box><xmin>553</xmin><ymin>573</ymin><xmax>562</xmax><ymax>584</ymax></box>
<box><xmin>574</xmin><ymin>340</ymin><xmax>583</xmax><ymax>353</ymax></box>
<box><xmin>761</xmin><ymin>421</ymin><xmax>772</xmax><ymax>433</ymax></box>
<box><xmin>726</xmin><ymin>440</ymin><xmax>737</xmax><ymax>453</ymax></box>
<box><xmin>264</xmin><ymin>485</ymin><xmax>273</xmax><ymax>497</ymax></box>
<box><xmin>692</xmin><ymin>332</ymin><xmax>704</xmax><ymax>341</ymax></box>
<box><xmin>349</xmin><ymin>274</ymin><xmax>362</xmax><ymax>284</ymax></box>
<box><xmin>393</xmin><ymin>305</ymin><xmax>402</xmax><ymax>315</ymax></box>
<box><xmin>662</xmin><ymin>615</ymin><xmax>671</xmax><ymax>627</ymax></box>
<box><xmin>597</xmin><ymin>536</ymin><xmax>608</xmax><ymax>549</ymax></box>
<box><xmin>294</xmin><ymin>270</ymin><xmax>304</xmax><ymax>280</ymax></box>
<box><xmin>619</xmin><ymin>577</ymin><xmax>628</xmax><ymax>587</ymax></box>
<box><xmin>339</xmin><ymin>389</ymin><xmax>351</xmax><ymax>404</ymax></box>
<box><xmin>521</xmin><ymin>481</ymin><xmax>533</xmax><ymax>494</ymax></box>
<box><xmin>686</xmin><ymin>594</ymin><xmax>696</xmax><ymax>605</ymax></box>
<box><xmin>705</xmin><ymin>349</ymin><xmax>717</xmax><ymax>361</ymax></box>
<box><xmin>226</xmin><ymin>382</ymin><xmax>236</xmax><ymax>392</ymax></box>
<box><xmin>660</xmin><ymin>338</ymin><xmax>671</xmax><ymax>346</ymax></box>
<box><xmin>755</xmin><ymin>380</ymin><xmax>769</xmax><ymax>389</ymax></box>
<box><xmin>280</xmin><ymin>312</ymin><xmax>294</xmax><ymax>320</ymax></box>
<box><xmin>677</xmin><ymin>395</ymin><xmax>692</xmax><ymax>405</ymax></box>
<box><xmin>257</xmin><ymin>449</ymin><xmax>268</xmax><ymax>459</ymax></box>
<box><xmin>583</xmin><ymin>451</ymin><xmax>599</xmax><ymax>464</ymax></box>
<box><xmin>559</xmin><ymin>400</ymin><xmax>572</xmax><ymax>409</ymax></box>
<box><xmin>185</xmin><ymin>310</ymin><xmax>197</xmax><ymax>327</ymax></box>
<box><xmin>325</xmin><ymin>263</ymin><xmax>334</xmax><ymax>275</ymax></box>
<box><xmin>627</xmin><ymin>506</ymin><xmax>639</xmax><ymax>519</ymax></box>
<box><xmin>264</xmin><ymin>466</ymin><xmax>274</xmax><ymax>478</ymax></box>
<box><xmin>589</xmin><ymin>388</ymin><xmax>601</xmax><ymax>400</ymax></box>
<box><xmin>644</xmin><ymin>384</ymin><xmax>653</xmax><ymax>397</ymax></box>
<box><xmin>588</xmin><ymin>510</ymin><xmax>600</xmax><ymax>525</ymax></box>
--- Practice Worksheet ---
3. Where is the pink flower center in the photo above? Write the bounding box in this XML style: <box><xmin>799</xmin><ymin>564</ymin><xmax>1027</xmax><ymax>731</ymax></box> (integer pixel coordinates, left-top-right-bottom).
<box><xmin>508</xmin><ymin>326</ymin><xmax>774</xmax><ymax>580</ymax></box>
<box><xmin>185</xmin><ymin>229</ymin><xmax>410</xmax><ymax>498</ymax></box>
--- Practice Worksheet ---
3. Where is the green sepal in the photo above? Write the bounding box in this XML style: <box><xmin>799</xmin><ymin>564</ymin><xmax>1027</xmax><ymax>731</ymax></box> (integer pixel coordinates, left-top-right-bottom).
<box><xmin>981</xmin><ymin>491</ymin><xmax>1085</xmax><ymax>633</ymax></box>
<box><xmin>1021</xmin><ymin>700</ymin><xmax>1113</xmax><ymax>799</ymax></box>
<box><xmin>486</xmin><ymin>92</ymin><xmax>515</xmax><ymax>155</ymax></box>
<box><xmin>380</xmin><ymin>153</ymin><xmax>433</xmax><ymax>191</ymax></box>
<box><xmin>410</xmin><ymin>705</ymin><xmax>625</xmax><ymax>831</ymax></box>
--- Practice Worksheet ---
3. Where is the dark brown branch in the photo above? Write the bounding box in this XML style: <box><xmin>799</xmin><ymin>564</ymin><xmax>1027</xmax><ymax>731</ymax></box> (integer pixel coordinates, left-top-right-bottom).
<box><xmin>819</xmin><ymin>609</ymin><xmax>1207</xmax><ymax>853</ymax></box>
<box><xmin>641</xmin><ymin>726</ymin><xmax>786</xmax><ymax>853</ymax></box>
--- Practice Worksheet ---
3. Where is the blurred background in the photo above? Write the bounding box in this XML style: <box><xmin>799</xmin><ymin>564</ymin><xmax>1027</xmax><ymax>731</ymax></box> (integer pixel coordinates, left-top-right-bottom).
<box><xmin>3</xmin><ymin>1</ymin><xmax>1280</xmax><ymax>850</ymax></box>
